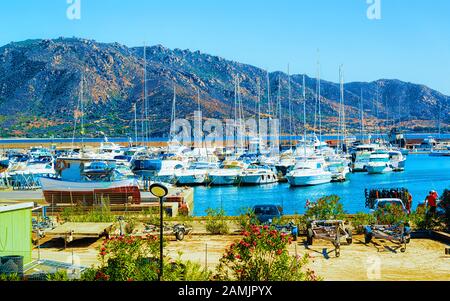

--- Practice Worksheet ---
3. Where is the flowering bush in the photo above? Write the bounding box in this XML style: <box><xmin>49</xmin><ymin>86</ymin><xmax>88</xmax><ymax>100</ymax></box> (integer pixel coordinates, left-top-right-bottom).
<box><xmin>305</xmin><ymin>195</ymin><xmax>346</xmax><ymax>221</ymax></box>
<box><xmin>214</xmin><ymin>225</ymin><xmax>319</xmax><ymax>281</ymax></box>
<box><xmin>81</xmin><ymin>234</ymin><xmax>211</xmax><ymax>281</ymax></box>
<box><xmin>88</xmin><ymin>234</ymin><xmax>162</xmax><ymax>281</ymax></box>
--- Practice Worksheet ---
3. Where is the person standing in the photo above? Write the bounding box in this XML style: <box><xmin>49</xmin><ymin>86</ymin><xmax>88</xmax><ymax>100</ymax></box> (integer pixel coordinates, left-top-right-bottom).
<box><xmin>424</xmin><ymin>190</ymin><xmax>438</xmax><ymax>215</ymax></box>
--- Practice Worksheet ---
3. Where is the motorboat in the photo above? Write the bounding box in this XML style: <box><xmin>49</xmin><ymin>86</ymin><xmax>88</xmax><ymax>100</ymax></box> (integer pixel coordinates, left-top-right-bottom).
<box><xmin>388</xmin><ymin>150</ymin><xmax>407</xmax><ymax>171</ymax></box>
<box><xmin>208</xmin><ymin>161</ymin><xmax>247</xmax><ymax>186</ymax></box>
<box><xmin>350</xmin><ymin>144</ymin><xmax>380</xmax><ymax>172</ymax></box>
<box><xmin>40</xmin><ymin>156</ymin><xmax>140</xmax><ymax>205</ymax></box>
<box><xmin>239</xmin><ymin>164</ymin><xmax>278</xmax><ymax>185</ymax></box>
<box><xmin>174</xmin><ymin>161</ymin><xmax>219</xmax><ymax>185</ymax></box>
<box><xmin>366</xmin><ymin>151</ymin><xmax>393</xmax><ymax>174</ymax></box>
<box><xmin>286</xmin><ymin>157</ymin><xmax>332</xmax><ymax>186</ymax></box>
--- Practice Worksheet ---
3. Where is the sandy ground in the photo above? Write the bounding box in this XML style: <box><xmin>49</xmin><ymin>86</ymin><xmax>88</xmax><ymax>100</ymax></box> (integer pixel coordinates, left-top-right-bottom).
<box><xmin>33</xmin><ymin>234</ymin><xmax>450</xmax><ymax>281</ymax></box>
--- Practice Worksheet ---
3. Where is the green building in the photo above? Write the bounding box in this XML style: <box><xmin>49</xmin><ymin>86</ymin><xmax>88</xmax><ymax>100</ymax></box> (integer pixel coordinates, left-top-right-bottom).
<box><xmin>0</xmin><ymin>202</ymin><xmax>34</xmax><ymax>264</ymax></box>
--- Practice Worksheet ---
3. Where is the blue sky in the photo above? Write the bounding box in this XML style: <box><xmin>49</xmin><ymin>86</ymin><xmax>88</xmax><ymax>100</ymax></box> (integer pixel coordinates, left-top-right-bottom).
<box><xmin>1</xmin><ymin>0</ymin><xmax>449</xmax><ymax>94</ymax></box>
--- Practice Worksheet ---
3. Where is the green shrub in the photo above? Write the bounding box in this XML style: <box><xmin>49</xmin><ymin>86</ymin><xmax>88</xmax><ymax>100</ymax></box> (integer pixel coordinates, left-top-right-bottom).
<box><xmin>60</xmin><ymin>202</ymin><xmax>115</xmax><ymax>223</ymax></box>
<box><xmin>374</xmin><ymin>203</ymin><xmax>408</xmax><ymax>225</ymax></box>
<box><xmin>46</xmin><ymin>270</ymin><xmax>69</xmax><ymax>281</ymax></box>
<box><xmin>0</xmin><ymin>273</ymin><xmax>21</xmax><ymax>281</ymax></box>
<box><xmin>235</xmin><ymin>207</ymin><xmax>257</xmax><ymax>230</ymax></box>
<box><xmin>205</xmin><ymin>208</ymin><xmax>229</xmax><ymax>235</ymax></box>
<box><xmin>305</xmin><ymin>195</ymin><xmax>346</xmax><ymax>221</ymax></box>
<box><xmin>409</xmin><ymin>206</ymin><xmax>428</xmax><ymax>230</ymax></box>
<box><xmin>351</xmin><ymin>213</ymin><xmax>376</xmax><ymax>234</ymax></box>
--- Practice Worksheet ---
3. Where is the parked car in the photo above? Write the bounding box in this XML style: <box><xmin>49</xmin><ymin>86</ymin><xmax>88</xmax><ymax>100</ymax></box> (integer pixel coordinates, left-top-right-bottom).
<box><xmin>252</xmin><ymin>205</ymin><xmax>282</xmax><ymax>224</ymax></box>
<box><xmin>252</xmin><ymin>205</ymin><xmax>298</xmax><ymax>241</ymax></box>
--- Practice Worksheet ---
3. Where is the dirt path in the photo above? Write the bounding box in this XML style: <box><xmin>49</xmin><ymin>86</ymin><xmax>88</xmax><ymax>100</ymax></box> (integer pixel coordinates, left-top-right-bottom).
<box><xmin>33</xmin><ymin>235</ymin><xmax>450</xmax><ymax>281</ymax></box>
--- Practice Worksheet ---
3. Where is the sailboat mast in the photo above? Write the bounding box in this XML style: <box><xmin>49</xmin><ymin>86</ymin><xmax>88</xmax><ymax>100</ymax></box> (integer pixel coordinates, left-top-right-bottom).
<box><xmin>144</xmin><ymin>43</ymin><xmax>148</xmax><ymax>145</ymax></box>
<box><xmin>303</xmin><ymin>75</ymin><xmax>307</xmax><ymax>158</ymax></box>
<box><xmin>80</xmin><ymin>74</ymin><xmax>85</xmax><ymax>150</ymax></box>
<box><xmin>340</xmin><ymin>65</ymin><xmax>346</xmax><ymax>151</ymax></box>
<box><xmin>266</xmin><ymin>71</ymin><xmax>272</xmax><ymax>117</ymax></box>
<box><xmin>318</xmin><ymin>59</ymin><xmax>322</xmax><ymax>144</ymax></box>
<box><xmin>170</xmin><ymin>86</ymin><xmax>177</xmax><ymax>139</ymax></box>
<box><xmin>134</xmin><ymin>103</ymin><xmax>138</xmax><ymax>145</ymax></box>
<box><xmin>277</xmin><ymin>75</ymin><xmax>282</xmax><ymax>147</ymax></box>
<box><xmin>287</xmin><ymin>64</ymin><xmax>293</xmax><ymax>149</ymax></box>
<box><xmin>360</xmin><ymin>89</ymin><xmax>364</xmax><ymax>142</ymax></box>
<box><xmin>257</xmin><ymin>78</ymin><xmax>261</xmax><ymax>138</ymax></box>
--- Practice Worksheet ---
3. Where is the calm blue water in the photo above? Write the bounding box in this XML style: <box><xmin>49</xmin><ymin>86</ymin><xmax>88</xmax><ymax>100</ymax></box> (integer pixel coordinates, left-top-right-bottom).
<box><xmin>193</xmin><ymin>155</ymin><xmax>450</xmax><ymax>216</ymax></box>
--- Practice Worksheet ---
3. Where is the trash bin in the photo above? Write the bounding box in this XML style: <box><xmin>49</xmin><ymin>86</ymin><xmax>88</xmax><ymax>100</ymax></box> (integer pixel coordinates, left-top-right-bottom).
<box><xmin>0</xmin><ymin>255</ymin><xmax>24</xmax><ymax>278</ymax></box>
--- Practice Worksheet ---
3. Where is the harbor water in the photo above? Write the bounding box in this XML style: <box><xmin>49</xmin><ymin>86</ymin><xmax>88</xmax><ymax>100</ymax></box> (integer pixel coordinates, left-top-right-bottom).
<box><xmin>193</xmin><ymin>154</ymin><xmax>450</xmax><ymax>216</ymax></box>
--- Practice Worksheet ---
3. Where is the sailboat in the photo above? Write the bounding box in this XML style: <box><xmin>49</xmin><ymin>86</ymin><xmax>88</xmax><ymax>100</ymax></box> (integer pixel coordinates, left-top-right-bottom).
<box><xmin>327</xmin><ymin>66</ymin><xmax>350</xmax><ymax>182</ymax></box>
<box><xmin>174</xmin><ymin>89</ymin><xmax>219</xmax><ymax>185</ymax></box>
<box><xmin>286</xmin><ymin>74</ymin><xmax>332</xmax><ymax>187</ymax></box>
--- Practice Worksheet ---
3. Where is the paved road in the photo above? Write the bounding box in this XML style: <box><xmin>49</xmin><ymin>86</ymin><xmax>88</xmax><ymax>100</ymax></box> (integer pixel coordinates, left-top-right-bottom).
<box><xmin>0</xmin><ymin>190</ymin><xmax>43</xmax><ymax>200</ymax></box>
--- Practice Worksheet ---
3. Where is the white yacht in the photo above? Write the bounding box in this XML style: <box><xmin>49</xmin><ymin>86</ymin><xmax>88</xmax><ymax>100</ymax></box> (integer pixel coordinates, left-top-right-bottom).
<box><xmin>239</xmin><ymin>165</ymin><xmax>278</xmax><ymax>185</ymax></box>
<box><xmin>430</xmin><ymin>146</ymin><xmax>450</xmax><ymax>157</ymax></box>
<box><xmin>388</xmin><ymin>150</ymin><xmax>407</xmax><ymax>171</ymax></box>
<box><xmin>208</xmin><ymin>161</ymin><xmax>247</xmax><ymax>186</ymax></box>
<box><xmin>174</xmin><ymin>161</ymin><xmax>219</xmax><ymax>185</ymax></box>
<box><xmin>327</xmin><ymin>156</ymin><xmax>350</xmax><ymax>182</ymax></box>
<box><xmin>366</xmin><ymin>151</ymin><xmax>393</xmax><ymax>174</ymax></box>
<box><xmin>351</xmin><ymin>144</ymin><xmax>380</xmax><ymax>172</ymax></box>
<box><xmin>286</xmin><ymin>157</ymin><xmax>332</xmax><ymax>187</ymax></box>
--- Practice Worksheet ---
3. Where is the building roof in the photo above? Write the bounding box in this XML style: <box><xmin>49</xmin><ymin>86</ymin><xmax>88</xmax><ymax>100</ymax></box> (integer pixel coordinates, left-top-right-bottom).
<box><xmin>0</xmin><ymin>201</ymin><xmax>34</xmax><ymax>213</ymax></box>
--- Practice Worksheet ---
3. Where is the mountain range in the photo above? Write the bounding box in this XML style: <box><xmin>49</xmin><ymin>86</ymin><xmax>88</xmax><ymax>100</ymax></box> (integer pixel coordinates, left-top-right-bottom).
<box><xmin>0</xmin><ymin>37</ymin><xmax>448</xmax><ymax>138</ymax></box>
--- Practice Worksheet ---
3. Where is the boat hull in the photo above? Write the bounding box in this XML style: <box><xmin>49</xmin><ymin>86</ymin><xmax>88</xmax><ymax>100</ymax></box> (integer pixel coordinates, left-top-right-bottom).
<box><xmin>239</xmin><ymin>174</ymin><xmax>278</xmax><ymax>185</ymax></box>
<box><xmin>175</xmin><ymin>173</ymin><xmax>209</xmax><ymax>185</ymax></box>
<box><xmin>286</xmin><ymin>174</ymin><xmax>332</xmax><ymax>187</ymax></box>
<box><xmin>40</xmin><ymin>177</ymin><xmax>141</xmax><ymax>205</ymax></box>
<box><xmin>366</xmin><ymin>165</ymin><xmax>392</xmax><ymax>174</ymax></box>
<box><xmin>208</xmin><ymin>175</ymin><xmax>238</xmax><ymax>186</ymax></box>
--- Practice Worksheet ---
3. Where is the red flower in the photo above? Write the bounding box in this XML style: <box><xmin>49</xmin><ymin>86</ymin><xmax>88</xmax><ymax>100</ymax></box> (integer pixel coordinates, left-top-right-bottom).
<box><xmin>276</xmin><ymin>249</ymin><xmax>283</xmax><ymax>255</ymax></box>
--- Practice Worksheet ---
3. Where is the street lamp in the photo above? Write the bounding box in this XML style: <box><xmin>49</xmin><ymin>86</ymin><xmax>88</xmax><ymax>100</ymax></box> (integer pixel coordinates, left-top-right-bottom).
<box><xmin>149</xmin><ymin>183</ymin><xmax>168</xmax><ymax>281</ymax></box>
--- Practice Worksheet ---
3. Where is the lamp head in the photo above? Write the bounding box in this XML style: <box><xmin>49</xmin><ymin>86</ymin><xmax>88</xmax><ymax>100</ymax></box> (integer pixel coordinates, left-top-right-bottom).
<box><xmin>150</xmin><ymin>183</ymin><xmax>169</xmax><ymax>198</ymax></box>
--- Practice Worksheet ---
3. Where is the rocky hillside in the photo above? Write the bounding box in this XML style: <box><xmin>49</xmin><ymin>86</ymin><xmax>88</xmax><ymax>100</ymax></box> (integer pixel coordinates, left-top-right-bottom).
<box><xmin>0</xmin><ymin>38</ymin><xmax>448</xmax><ymax>138</ymax></box>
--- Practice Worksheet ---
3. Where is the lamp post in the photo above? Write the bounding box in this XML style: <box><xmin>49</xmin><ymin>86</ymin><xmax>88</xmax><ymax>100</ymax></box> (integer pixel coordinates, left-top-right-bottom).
<box><xmin>149</xmin><ymin>183</ymin><xmax>168</xmax><ymax>281</ymax></box>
